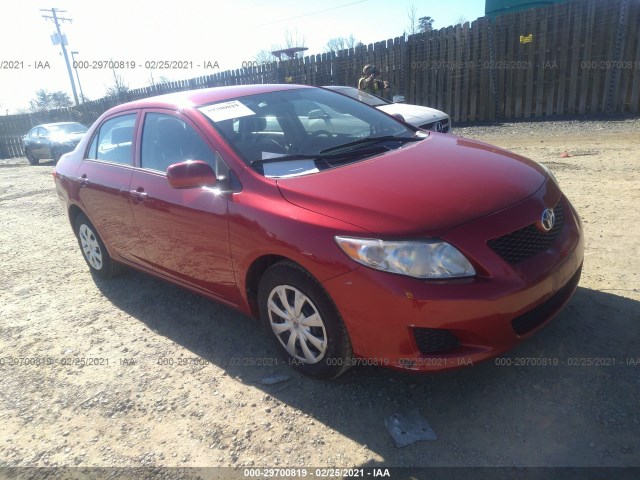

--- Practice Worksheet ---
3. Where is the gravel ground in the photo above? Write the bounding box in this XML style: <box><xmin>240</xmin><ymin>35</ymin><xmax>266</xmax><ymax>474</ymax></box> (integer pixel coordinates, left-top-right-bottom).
<box><xmin>1</xmin><ymin>117</ymin><xmax>639</xmax><ymax>475</ymax></box>
<box><xmin>454</xmin><ymin>116</ymin><xmax>640</xmax><ymax>138</ymax></box>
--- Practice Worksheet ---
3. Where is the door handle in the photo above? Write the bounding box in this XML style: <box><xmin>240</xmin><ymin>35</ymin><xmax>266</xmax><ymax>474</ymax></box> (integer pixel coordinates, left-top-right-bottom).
<box><xmin>130</xmin><ymin>188</ymin><xmax>148</xmax><ymax>203</ymax></box>
<box><xmin>77</xmin><ymin>175</ymin><xmax>89</xmax><ymax>187</ymax></box>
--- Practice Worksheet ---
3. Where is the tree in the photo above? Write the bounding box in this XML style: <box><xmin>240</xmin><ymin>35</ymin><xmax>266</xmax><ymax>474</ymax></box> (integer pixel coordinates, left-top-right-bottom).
<box><xmin>455</xmin><ymin>15</ymin><xmax>467</xmax><ymax>26</ymax></box>
<box><xmin>283</xmin><ymin>28</ymin><xmax>306</xmax><ymax>51</ymax></box>
<box><xmin>325</xmin><ymin>35</ymin><xmax>360</xmax><ymax>53</ymax></box>
<box><xmin>148</xmin><ymin>72</ymin><xmax>171</xmax><ymax>87</ymax></box>
<box><xmin>253</xmin><ymin>29</ymin><xmax>308</xmax><ymax>63</ymax></box>
<box><xmin>255</xmin><ymin>49</ymin><xmax>277</xmax><ymax>64</ymax></box>
<box><xmin>406</xmin><ymin>4</ymin><xmax>419</xmax><ymax>35</ymax></box>
<box><xmin>418</xmin><ymin>16</ymin><xmax>434</xmax><ymax>33</ymax></box>
<box><xmin>105</xmin><ymin>67</ymin><xmax>129</xmax><ymax>98</ymax></box>
<box><xmin>29</xmin><ymin>89</ymin><xmax>73</xmax><ymax>112</ymax></box>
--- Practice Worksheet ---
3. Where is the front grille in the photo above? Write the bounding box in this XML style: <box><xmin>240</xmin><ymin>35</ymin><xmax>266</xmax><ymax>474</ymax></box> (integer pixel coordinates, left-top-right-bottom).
<box><xmin>487</xmin><ymin>201</ymin><xmax>565</xmax><ymax>264</ymax></box>
<box><xmin>511</xmin><ymin>265</ymin><xmax>582</xmax><ymax>336</ymax></box>
<box><xmin>414</xmin><ymin>328</ymin><xmax>461</xmax><ymax>354</ymax></box>
<box><xmin>420</xmin><ymin>118</ymin><xmax>450</xmax><ymax>133</ymax></box>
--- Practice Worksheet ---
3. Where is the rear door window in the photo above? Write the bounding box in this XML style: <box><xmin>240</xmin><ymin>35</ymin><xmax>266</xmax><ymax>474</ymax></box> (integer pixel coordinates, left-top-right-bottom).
<box><xmin>86</xmin><ymin>114</ymin><xmax>137</xmax><ymax>165</ymax></box>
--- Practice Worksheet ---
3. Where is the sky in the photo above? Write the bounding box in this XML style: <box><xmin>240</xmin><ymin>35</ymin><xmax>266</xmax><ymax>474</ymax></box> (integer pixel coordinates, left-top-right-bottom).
<box><xmin>0</xmin><ymin>0</ymin><xmax>485</xmax><ymax>114</ymax></box>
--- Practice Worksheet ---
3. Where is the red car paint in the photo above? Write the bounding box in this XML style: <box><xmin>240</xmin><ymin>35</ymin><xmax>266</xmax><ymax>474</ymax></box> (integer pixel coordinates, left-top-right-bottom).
<box><xmin>54</xmin><ymin>84</ymin><xmax>583</xmax><ymax>373</ymax></box>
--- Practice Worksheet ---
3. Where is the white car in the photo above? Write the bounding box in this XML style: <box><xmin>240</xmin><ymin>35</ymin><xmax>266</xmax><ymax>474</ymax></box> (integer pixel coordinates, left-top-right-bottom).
<box><xmin>324</xmin><ymin>86</ymin><xmax>451</xmax><ymax>133</ymax></box>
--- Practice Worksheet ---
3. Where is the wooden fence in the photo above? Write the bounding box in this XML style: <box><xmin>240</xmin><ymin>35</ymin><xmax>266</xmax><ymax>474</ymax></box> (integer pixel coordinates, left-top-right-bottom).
<box><xmin>1</xmin><ymin>0</ymin><xmax>638</xmax><ymax>158</ymax></box>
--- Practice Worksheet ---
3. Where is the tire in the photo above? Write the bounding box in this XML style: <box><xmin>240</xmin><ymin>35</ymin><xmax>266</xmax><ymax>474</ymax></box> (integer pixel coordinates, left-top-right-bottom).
<box><xmin>73</xmin><ymin>213</ymin><xmax>124</xmax><ymax>279</ymax></box>
<box><xmin>258</xmin><ymin>261</ymin><xmax>353</xmax><ymax>379</ymax></box>
<box><xmin>25</xmin><ymin>149</ymin><xmax>38</xmax><ymax>165</ymax></box>
<box><xmin>51</xmin><ymin>146</ymin><xmax>62</xmax><ymax>163</ymax></box>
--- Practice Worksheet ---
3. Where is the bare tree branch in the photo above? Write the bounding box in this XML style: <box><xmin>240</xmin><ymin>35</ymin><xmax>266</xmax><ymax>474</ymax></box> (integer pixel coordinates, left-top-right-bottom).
<box><xmin>407</xmin><ymin>4</ymin><xmax>418</xmax><ymax>35</ymax></box>
<box><xmin>325</xmin><ymin>35</ymin><xmax>360</xmax><ymax>53</ymax></box>
<box><xmin>105</xmin><ymin>67</ymin><xmax>129</xmax><ymax>99</ymax></box>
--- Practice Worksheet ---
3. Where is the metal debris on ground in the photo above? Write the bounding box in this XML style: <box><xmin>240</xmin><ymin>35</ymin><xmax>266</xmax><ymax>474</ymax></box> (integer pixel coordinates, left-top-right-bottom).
<box><xmin>259</xmin><ymin>374</ymin><xmax>291</xmax><ymax>386</ymax></box>
<box><xmin>385</xmin><ymin>409</ymin><xmax>437</xmax><ymax>447</ymax></box>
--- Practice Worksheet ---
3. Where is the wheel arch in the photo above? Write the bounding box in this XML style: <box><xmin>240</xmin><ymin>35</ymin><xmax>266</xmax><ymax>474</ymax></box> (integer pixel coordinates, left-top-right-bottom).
<box><xmin>254</xmin><ymin>255</ymin><xmax>355</xmax><ymax>379</ymax></box>
<box><xmin>245</xmin><ymin>254</ymin><xmax>303</xmax><ymax>318</ymax></box>
<box><xmin>67</xmin><ymin>203</ymin><xmax>85</xmax><ymax>230</ymax></box>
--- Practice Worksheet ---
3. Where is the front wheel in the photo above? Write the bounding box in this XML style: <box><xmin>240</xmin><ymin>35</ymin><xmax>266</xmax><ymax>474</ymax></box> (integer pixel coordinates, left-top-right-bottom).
<box><xmin>73</xmin><ymin>213</ymin><xmax>123</xmax><ymax>279</ymax></box>
<box><xmin>258</xmin><ymin>261</ymin><xmax>353</xmax><ymax>379</ymax></box>
<box><xmin>51</xmin><ymin>146</ymin><xmax>62</xmax><ymax>163</ymax></box>
<box><xmin>25</xmin><ymin>149</ymin><xmax>38</xmax><ymax>165</ymax></box>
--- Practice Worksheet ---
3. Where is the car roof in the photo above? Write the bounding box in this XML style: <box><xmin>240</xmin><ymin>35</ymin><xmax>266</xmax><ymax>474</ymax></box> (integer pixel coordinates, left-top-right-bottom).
<box><xmin>34</xmin><ymin>122</ymin><xmax>84</xmax><ymax>129</ymax></box>
<box><xmin>106</xmin><ymin>84</ymin><xmax>314</xmax><ymax>115</ymax></box>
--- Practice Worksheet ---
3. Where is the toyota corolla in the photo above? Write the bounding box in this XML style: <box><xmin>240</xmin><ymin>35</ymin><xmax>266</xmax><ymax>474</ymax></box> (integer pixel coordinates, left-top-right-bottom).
<box><xmin>53</xmin><ymin>84</ymin><xmax>583</xmax><ymax>379</ymax></box>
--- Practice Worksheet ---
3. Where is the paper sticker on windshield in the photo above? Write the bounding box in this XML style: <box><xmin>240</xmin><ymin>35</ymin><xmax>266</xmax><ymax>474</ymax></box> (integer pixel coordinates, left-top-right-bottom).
<box><xmin>263</xmin><ymin>160</ymin><xmax>319</xmax><ymax>178</ymax></box>
<box><xmin>198</xmin><ymin>100</ymin><xmax>255</xmax><ymax>122</ymax></box>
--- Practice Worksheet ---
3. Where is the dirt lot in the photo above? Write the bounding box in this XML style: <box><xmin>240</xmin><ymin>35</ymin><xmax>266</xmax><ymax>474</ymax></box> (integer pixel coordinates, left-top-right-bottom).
<box><xmin>1</xmin><ymin>118</ymin><xmax>639</xmax><ymax>474</ymax></box>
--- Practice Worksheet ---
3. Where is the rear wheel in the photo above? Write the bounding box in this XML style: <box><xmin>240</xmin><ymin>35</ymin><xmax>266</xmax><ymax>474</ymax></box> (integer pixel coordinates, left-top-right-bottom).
<box><xmin>25</xmin><ymin>149</ymin><xmax>37</xmax><ymax>165</ymax></box>
<box><xmin>73</xmin><ymin>213</ymin><xmax>123</xmax><ymax>279</ymax></box>
<box><xmin>258</xmin><ymin>261</ymin><xmax>353</xmax><ymax>379</ymax></box>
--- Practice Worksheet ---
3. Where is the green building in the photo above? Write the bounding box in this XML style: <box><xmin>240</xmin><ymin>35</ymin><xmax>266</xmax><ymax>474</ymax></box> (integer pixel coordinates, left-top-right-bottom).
<box><xmin>485</xmin><ymin>0</ymin><xmax>571</xmax><ymax>17</ymax></box>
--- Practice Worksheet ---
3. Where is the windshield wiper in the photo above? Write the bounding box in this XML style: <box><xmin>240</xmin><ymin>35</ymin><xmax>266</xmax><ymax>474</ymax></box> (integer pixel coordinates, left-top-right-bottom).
<box><xmin>319</xmin><ymin>135</ymin><xmax>423</xmax><ymax>154</ymax></box>
<box><xmin>250</xmin><ymin>146</ymin><xmax>387</xmax><ymax>166</ymax></box>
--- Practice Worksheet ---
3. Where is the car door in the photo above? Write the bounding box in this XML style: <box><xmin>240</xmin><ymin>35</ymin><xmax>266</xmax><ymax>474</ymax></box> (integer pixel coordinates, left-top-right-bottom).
<box><xmin>76</xmin><ymin>112</ymin><xmax>147</xmax><ymax>263</ymax></box>
<box><xmin>129</xmin><ymin>109</ymin><xmax>237</xmax><ymax>302</ymax></box>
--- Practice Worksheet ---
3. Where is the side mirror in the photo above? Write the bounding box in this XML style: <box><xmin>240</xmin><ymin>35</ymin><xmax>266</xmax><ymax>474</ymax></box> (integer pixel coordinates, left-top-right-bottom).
<box><xmin>167</xmin><ymin>160</ymin><xmax>217</xmax><ymax>189</ymax></box>
<box><xmin>392</xmin><ymin>95</ymin><xmax>406</xmax><ymax>104</ymax></box>
<box><xmin>391</xmin><ymin>113</ymin><xmax>405</xmax><ymax>122</ymax></box>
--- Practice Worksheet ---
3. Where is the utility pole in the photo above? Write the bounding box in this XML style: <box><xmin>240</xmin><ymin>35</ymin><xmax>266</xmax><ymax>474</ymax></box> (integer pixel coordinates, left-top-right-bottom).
<box><xmin>70</xmin><ymin>51</ymin><xmax>85</xmax><ymax>103</ymax></box>
<box><xmin>41</xmin><ymin>8</ymin><xmax>79</xmax><ymax>106</ymax></box>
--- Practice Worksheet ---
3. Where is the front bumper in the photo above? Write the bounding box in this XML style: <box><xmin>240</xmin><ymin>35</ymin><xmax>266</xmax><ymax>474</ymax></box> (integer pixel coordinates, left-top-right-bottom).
<box><xmin>322</xmin><ymin>191</ymin><xmax>584</xmax><ymax>372</ymax></box>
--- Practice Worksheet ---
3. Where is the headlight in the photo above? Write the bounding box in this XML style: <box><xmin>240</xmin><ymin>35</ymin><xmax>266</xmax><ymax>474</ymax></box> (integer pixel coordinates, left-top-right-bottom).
<box><xmin>335</xmin><ymin>236</ymin><xmax>476</xmax><ymax>279</ymax></box>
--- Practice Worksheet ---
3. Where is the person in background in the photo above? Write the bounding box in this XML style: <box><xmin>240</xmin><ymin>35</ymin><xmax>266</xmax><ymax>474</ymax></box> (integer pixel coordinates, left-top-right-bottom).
<box><xmin>358</xmin><ymin>64</ymin><xmax>390</xmax><ymax>99</ymax></box>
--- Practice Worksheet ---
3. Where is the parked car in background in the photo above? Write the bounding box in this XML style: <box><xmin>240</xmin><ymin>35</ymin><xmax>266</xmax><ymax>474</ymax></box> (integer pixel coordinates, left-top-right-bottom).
<box><xmin>23</xmin><ymin>122</ymin><xmax>88</xmax><ymax>165</ymax></box>
<box><xmin>53</xmin><ymin>84</ymin><xmax>583</xmax><ymax>379</ymax></box>
<box><xmin>325</xmin><ymin>85</ymin><xmax>451</xmax><ymax>133</ymax></box>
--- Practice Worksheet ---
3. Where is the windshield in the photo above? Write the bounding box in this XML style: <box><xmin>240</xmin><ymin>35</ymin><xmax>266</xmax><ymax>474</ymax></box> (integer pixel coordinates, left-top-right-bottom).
<box><xmin>199</xmin><ymin>88</ymin><xmax>418</xmax><ymax>177</ymax></box>
<box><xmin>48</xmin><ymin>123</ymin><xmax>88</xmax><ymax>134</ymax></box>
<box><xmin>329</xmin><ymin>86</ymin><xmax>390</xmax><ymax>107</ymax></box>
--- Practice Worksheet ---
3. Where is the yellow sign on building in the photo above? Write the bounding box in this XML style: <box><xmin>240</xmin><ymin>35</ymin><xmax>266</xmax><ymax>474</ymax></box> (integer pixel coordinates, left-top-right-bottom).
<box><xmin>520</xmin><ymin>34</ymin><xmax>533</xmax><ymax>44</ymax></box>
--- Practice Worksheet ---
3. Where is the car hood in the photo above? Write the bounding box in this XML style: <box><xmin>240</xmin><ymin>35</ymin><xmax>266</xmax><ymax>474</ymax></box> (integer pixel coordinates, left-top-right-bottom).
<box><xmin>376</xmin><ymin>103</ymin><xmax>448</xmax><ymax>124</ymax></box>
<box><xmin>276</xmin><ymin>134</ymin><xmax>548</xmax><ymax>236</ymax></box>
<box><xmin>51</xmin><ymin>132</ymin><xmax>86</xmax><ymax>144</ymax></box>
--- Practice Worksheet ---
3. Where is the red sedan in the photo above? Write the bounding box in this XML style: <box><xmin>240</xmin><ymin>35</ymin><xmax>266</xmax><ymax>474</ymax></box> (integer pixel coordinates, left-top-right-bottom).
<box><xmin>53</xmin><ymin>84</ymin><xmax>583</xmax><ymax>379</ymax></box>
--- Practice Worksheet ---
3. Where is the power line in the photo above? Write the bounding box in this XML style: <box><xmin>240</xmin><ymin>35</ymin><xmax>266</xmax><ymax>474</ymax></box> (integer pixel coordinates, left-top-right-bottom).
<box><xmin>41</xmin><ymin>8</ymin><xmax>79</xmax><ymax>106</ymax></box>
<box><xmin>252</xmin><ymin>0</ymin><xmax>371</xmax><ymax>27</ymax></box>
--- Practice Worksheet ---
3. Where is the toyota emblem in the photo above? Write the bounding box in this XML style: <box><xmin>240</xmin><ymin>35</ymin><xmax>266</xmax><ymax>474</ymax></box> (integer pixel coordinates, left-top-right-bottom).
<box><xmin>540</xmin><ymin>208</ymin><xmax>555</xmax><ymax>232</ymax></box>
